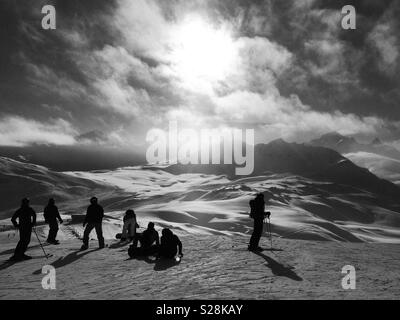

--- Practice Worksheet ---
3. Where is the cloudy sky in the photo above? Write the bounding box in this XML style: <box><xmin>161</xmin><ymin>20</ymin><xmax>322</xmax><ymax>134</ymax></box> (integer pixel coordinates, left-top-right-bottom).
<box><xmin>0</xmin><ymin>0</ymin><xmax>399</xmax><ymax>150</ymax></box>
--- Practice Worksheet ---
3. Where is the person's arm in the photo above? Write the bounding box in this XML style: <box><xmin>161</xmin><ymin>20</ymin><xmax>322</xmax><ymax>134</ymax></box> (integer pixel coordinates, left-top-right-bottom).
<box><xmin>155</xmin><ymin>232</ymin><xmax>160</xmax><ymax>246</ymax></box>
<box><xmin>83</xmin><ymin>207</ymin><xmax>89</xmax><ymax>227</ymax></box>
<box><xmin>11</xmin><ymin>210</ymin><xmax>19</xmax><ymax>228</ymax></box>
<box><xmin>176</xmin><ymin>236</ymin><xmax>183</xmax><ymax>256</ymax></box>
<box><xmin>100</xmin><ymin>206</ymin><xmax>104</xmax><ymax>220</ymax></box>
<box><xmin>56</xmin><ymin>206</ymin><xmax>63</xmax><ymax>223</ymax></box>
<box><xmin>31</xmin><ymin>208</ymin><xmax>36</xmax><ymax>226</ymax></box>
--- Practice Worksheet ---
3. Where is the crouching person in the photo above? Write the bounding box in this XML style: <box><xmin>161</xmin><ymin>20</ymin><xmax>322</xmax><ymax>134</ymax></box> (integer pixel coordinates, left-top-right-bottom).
<box><xmin>158</xmin><ymin>228</ymin><xmax>183</xmax><ymax>259</ymax></box>
<box><xmin>81</xmin><ymin>197</ymin><xmax>104</xmax><ymax>250</ymax></box>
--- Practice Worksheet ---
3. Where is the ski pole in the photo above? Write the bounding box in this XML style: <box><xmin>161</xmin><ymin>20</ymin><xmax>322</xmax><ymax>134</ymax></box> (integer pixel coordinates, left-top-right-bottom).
<box><xmin>268</xmin><ymin>217</ymin><xmax>272</xmax><ymax>249</ymax></box>
<box><xmin>33</xmin><ymin>226</ymin><xmax>49</xmax><ymax>259</ymax></box>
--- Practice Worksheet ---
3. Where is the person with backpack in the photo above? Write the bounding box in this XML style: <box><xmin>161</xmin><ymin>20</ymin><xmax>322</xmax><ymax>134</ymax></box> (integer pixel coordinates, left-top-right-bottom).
<box><xmin>44</xmin><ymin>198</ymin><xmax>63</xmax><ymax>244</ymax></box>
<box><xmin>158</xmin><ymin>228</ymin><xmax>183</xmax><ymax>259</ymax></box>
<box><xmin>248</xmin><ymin>193</ymin><xmax>270</xmax><ymax>251</ymax></box>
<box><xmin>120</xmin><ymin>209</ymin><xmax>139</xmax><ymax>242</ymax></box>
<box><xmin>81</xmin><ymin>197</ymin><xmax>105</xmax><ymax>250</ymax></box>
<box><xmin>9</xmin><ymin>198</ymin><xmax>37</xmax><ymax>261</ymax></box>
<box><xmin>128</xmin><ymin>222</ymin><xmax>160</xmax><ymax>258</ymax></box>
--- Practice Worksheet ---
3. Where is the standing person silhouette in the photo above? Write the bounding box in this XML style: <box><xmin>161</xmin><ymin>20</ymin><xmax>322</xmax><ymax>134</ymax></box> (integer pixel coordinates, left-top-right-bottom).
<box><xmin>81</xmin><ymin>197</ymin><xmax>104</xmax><ymax>250</ymax></box>
<box><xmin>248</xmin><ymin>193</ymin><xmax>268</xmax><ymax>251</ymax></box>
<box><xmin>44</xmin><ymin>198</ymin><xmax>63</xmax><ymax>244</ymax></box>
<box><xmin>9</xmin><ymin>198</ymin><xmax>37</xmax><ymax>261</ymax></box>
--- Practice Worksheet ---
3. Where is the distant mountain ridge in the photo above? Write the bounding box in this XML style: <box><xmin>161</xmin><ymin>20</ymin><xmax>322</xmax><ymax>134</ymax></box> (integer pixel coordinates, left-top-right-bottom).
<box><xmin>166</xmin><ymin>139</ymin><xmax>400</xmax><ymax>200</ymax></box>
<box><xmin>309</xmin><ymin>131</ymin><xmax>400</xmax><ymax>160</ymax></box>
<box><xmin>0</xmin><ymin>156</ymin><xmax>115</xmax><ymax>216</ymax></box>
<box><xmin>0</xmin><ymin>144</ymin><xmax>145</xmax><ymax>172</ymax></box>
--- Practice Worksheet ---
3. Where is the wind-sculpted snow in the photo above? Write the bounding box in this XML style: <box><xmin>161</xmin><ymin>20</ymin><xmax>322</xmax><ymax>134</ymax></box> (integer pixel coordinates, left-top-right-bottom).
<box><xmin>1</xmin><ymin>157</ymin><xmax>400</xmax><ymax>243</ymax></box>
<box><xmin>1</xmin><ymin>158</ymin><xmax>400</xmax><ymax>299</ymax></box>
<box><xmin>61</xmin><ymin>166</ymin><xmax>400</xmax><ymax>243</ymax></box>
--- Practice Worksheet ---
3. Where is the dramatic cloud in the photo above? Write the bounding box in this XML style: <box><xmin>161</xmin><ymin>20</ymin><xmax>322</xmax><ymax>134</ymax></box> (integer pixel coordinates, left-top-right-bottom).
<box><xmin>0</xmin><ymin>116</ymin><xmax>77</xmax><ymax>147</ymax></box>
<box><xmin>1</xmin><ymin>0</ymin><xmax>399</xmax><ymax>148</ymax></box>
<box><xmin>369</xmin><ymin>22</ymin><xmax>399</xmax><ymax>74</ymax></box>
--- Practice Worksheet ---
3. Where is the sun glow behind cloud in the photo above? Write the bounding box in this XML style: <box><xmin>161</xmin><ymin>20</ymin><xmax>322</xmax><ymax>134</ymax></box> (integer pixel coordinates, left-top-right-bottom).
<box><xmin>170</xmin><ymin>16</ymin><xmax>237</xmax><ymax>92</ymax></box>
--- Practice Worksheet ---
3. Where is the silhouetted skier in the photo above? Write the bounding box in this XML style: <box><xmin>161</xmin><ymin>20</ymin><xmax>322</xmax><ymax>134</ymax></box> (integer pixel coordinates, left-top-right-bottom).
<box><xmin>9</xmin><ymin>198</ymin><xmax>37</xmax><ymax>261</ymax></box>
<box><xmin>158</xmin><ymin>228</ymin><xmax>183</xmax><ymax>259</ymax></box>
<box><xmin>121</xmin><ymin>209</ymin><xmax>139</xmax><ymax>242</ymax></box>
<box><xmin>80</xmin><ymin>197</ymin><xmax>104</xmax><ymax>250</ymax></box>
<box><xmin>44</xmin><ymin>198</ymin><xmax>63</xmax><ymax>244</ymax></box>
<box><xmin>248</xmin><ymin>193</ymin><xmax>268</xmax><ymax>251</ymax></box>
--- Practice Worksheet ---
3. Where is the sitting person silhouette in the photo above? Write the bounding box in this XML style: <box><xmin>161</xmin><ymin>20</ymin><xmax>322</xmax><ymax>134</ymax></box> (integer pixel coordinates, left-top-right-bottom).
<box><xmin>121</xmin><ymin>209</ymin><xmax>139</xmax><ymax>242</ymax></box>
<box><xmin>129</xmin><ymin>222</ymin><xmax>160</xmax><ymax>258</ymax></box>
<box><xmin>138</xmin><ymin>222</ymin><xmax>159</xmax><ymax>255</ymax></box>
<box><xmin>158</xmin><ymin>228</ymin><xmax>183</xmax><ymax>259</ymax></box>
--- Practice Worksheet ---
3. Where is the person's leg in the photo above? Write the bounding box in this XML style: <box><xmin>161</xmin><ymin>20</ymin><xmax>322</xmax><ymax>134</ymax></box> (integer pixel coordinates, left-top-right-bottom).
<box><xmin>159</xmin><ymin>246</ymin><xmax>176</xmax><ymax>259</ymax></box>
<box><xmin>48</xmin><ymin>222</ymin><xmax>58</xmax><ymax>242</ymax></box>
<box><xmin>13</xmin><ymin>228</ymin><xmax>27</xmax><ymax>258</ymax></box>
<box><xmin>53</xmin><ymin>223</ymin><xmax>59</xmax><ymax>241</ymax></box>
<box><xmin>253</xmin><ymin>219</ymin><xmax>264</xmax><ymax>248</ymax></box>
<box><xmin>82</xmin><ymin>224</ymin><xmax>94</xmax><ymax>247</ymax></box>
<box><xmin>149</xmin><ymin>244</ymin><xmax>159</xmax><ymax>256</ymax></box>
<box><xmin>95</xmin><ymin>223</ymin><xmax>104</xmax><ymax>248</ymax></box>
<box><xmin>132</xmin><ymin>233</ymin><xmax>142</xmax><ymax>247</ymax></box>
<box><xmin>19</xmin><ymin>226</ymin><xmax>32</xmax><ymax>256</ymax></box>
<box><xmin>47</xmin><ymin>223</ymin><xmax>52</xmax><ymax>242</ymax></box>
<box><xmin>249</xmin><ymin>219</ymin><xmax>258</xmax><ymax>249</ymax></box>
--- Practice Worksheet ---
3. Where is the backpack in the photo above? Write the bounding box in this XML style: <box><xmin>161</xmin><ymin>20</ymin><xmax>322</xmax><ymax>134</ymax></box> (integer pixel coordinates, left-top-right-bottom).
<box><xmin>249</xmin><ymin>200</ymin><xmax>256</xmax><ymax>219</ymax></box>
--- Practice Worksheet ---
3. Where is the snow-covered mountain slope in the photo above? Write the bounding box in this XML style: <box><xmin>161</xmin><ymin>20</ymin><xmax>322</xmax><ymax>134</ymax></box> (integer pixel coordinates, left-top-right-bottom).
<box><xmin>345</xmin><ymin>152</ymin><xmax>400</xmax><ymax>185</ymax></box>
<box><xmin>165</xmin><ymin>139</ymin><xmax>400</xmax><ymax>199</ymax></box>
<box><xmin>62</xmin><ymin>167</ymin><xmax>400</xmax><ymax>243</ymax></box>
<box><xmin>0</xmin><ymin>156</ymin><xmax>119</xmax><ymax>218</ymax></box>
<box><xmin>1</xmin><ymin>155</ymin><xmax>400</xmax><ymax>243</ymax></box>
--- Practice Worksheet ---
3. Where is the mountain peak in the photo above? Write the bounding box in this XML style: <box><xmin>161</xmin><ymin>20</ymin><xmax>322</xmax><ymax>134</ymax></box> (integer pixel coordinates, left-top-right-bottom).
<box><xmin>371</xmin><ymin>137</ymin><xmax>383</xmax><ymax>145</ymax></box>
<box><xmin>268</xmin><ymin>138</ymin><xmax>288</xmax><ymax>145</ymax></box>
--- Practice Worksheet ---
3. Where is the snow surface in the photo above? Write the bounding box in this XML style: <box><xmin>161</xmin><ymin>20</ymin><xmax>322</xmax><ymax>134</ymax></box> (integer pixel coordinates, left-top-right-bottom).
<box><xmin>1</xmin><ymin>161</ymin><xmax>400</xmax><ymax>299</ymax></box>
<box><xmin>1</xmin><ymin>235</ymin><xmax>399</xmax><ymax>299</ymax></box>
<box><xmin>345</xmin><ymin>152</ymin><xmax>400</xmax><ymax>185</ymax></box>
